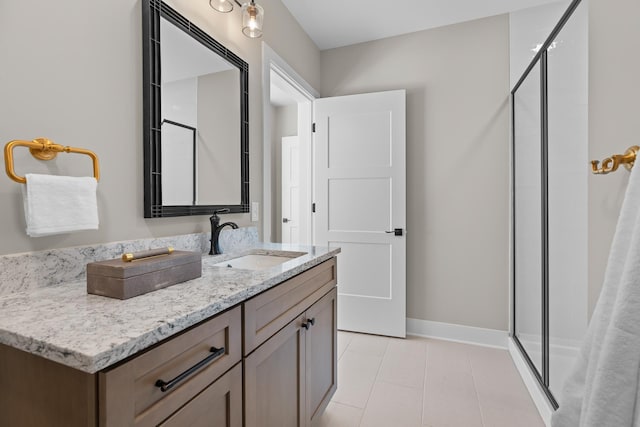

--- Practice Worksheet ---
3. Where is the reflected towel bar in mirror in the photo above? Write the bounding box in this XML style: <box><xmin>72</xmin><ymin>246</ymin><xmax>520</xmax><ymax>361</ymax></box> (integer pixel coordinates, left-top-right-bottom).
<box><xmin>591</xmin><ymin>145</ymin><xmax>639</xmax><ymax>175</ymax></box>
<box><xmin>4</xmin><ymin>138</ymin><xmax>100</xmax><ymax>184</ymax></box>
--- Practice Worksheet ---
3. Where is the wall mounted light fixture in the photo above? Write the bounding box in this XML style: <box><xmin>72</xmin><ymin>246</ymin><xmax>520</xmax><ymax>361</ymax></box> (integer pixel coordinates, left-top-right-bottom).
<box><xmin>209</xmin><ymin>0</ymin><xmax>264</xmax><ymax>38</ymax></box>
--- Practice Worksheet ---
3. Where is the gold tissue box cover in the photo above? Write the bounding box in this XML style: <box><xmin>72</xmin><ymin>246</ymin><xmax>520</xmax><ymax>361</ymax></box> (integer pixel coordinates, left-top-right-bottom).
<box><xmin>87</xmin><ymin>250</ymin><xmax>202</xmax><ymax>300</ymax></box>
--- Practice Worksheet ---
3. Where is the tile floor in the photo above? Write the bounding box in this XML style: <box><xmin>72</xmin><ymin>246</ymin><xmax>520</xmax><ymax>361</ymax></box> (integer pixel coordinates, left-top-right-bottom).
<box><xmin>314</xmin><ymin>331</ymin><xmax>544</xmax><ymax>427</ymax></box>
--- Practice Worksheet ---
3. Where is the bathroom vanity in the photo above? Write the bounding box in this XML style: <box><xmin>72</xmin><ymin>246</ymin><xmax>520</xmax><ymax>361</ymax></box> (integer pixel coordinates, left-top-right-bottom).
<box><xmin>0</xmin><ymin>244</ymin><xmax>339</xmax><ymax>427</ymax></box>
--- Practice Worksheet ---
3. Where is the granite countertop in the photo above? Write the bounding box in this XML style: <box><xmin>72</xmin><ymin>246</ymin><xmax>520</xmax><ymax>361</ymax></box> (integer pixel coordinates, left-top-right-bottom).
<box><xmin>0</xmin><ymin>243</ymin><xmax>340</xmax><ymax>374</ymax></box>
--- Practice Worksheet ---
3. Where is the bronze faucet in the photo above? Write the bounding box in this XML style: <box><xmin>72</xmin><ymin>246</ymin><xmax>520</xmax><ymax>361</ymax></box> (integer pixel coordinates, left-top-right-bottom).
<box><xmin>209</xmin><ymin>209</ymin><xmax>239</xmax><ymax>255</ymax></box>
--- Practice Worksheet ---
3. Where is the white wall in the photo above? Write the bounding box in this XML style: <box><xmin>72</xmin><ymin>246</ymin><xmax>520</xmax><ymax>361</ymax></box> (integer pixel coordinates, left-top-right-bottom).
<box><xmin>321</xmin><ymin>15</ymin><xmax>511</xmax><ymax>331</ymax></box>
<box><xmin>588</xmin><ymin>0</ymin><xmax>640</xmax><ymax>316</ymax></box>
<box><xmin>162</xmin><ymin>77</ymin><xmax>198</xmax><ymax>205</ymax></box>
<box><xmin>547</xmin><ymin>1</ymin><xmax>589</xmax><ymax>396</ymax></box>
<box><xmin>509</xmin><ymin>1</ymin><xmax>571</xmax><ymax>89</ymax></box>
<box><xmin>0</xmin><ymin>0</ymin><xmax>320</xmax><ymax>256</ymax></box>
<box><xmin>197</xmin><ymin>70</ymin><xmax>241</xmax><ymax>205</ymax></box>
<box><xmin>163</xmin><ymin>78</ymin><xmax>198</xmax><ymax>127</ymax></box>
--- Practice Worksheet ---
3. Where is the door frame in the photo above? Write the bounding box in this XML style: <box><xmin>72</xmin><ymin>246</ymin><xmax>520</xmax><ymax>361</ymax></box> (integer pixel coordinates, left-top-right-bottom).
<box><xmin>262</xmin><ymin>43</ymin><xmax>319</xmax><ymax>244</ymax></box>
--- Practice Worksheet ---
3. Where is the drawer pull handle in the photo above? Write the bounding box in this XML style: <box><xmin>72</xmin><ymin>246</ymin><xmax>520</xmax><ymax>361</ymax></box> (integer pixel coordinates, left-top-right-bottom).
<box><xmin>301</xmin><ymin>318</ymin><xmax>315</xmax><ymax>330</ymax></box>
<box><xmin>155</xmin><ymin>346</ymin><xmax>225</xmax><ymax>393</ymax></box>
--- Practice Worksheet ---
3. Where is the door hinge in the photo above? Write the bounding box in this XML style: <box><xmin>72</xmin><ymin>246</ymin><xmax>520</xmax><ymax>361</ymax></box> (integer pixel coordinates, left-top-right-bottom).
<box><xmin>312</xmin><ymin>203</ymin><xmax>316</xmax><ymax>213</ymax></box>
<box><xmin>312</xmin><ymin>123</ymin><xmax>316</xmax><ymax>133</ymax></box>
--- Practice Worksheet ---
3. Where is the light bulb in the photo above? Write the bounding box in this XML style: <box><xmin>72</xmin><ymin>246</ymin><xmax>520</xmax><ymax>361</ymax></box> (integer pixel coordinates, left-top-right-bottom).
<box><xmin>242</xmin><ymin>2</ymin><xmax>263</xmax><ymax>38</ymax></box>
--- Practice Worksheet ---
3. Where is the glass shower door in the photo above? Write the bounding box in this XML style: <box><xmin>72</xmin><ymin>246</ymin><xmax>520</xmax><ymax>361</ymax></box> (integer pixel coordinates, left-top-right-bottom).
<box><xmin>513</xmin><ymin>60</ymin><xmax>543</xmax><ymax>377</ymax></box>
<box><xmin>547</xmin><ymin>0</ymin><xmax>588</xmax><ymax>402</ymax></box>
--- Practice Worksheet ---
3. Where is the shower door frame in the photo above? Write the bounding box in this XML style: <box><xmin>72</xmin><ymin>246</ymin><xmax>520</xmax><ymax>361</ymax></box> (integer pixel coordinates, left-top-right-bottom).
<box><xmin>510</xmin><ymin>0</ymin><xmax>583</xmax><ymax>410</ymax></box>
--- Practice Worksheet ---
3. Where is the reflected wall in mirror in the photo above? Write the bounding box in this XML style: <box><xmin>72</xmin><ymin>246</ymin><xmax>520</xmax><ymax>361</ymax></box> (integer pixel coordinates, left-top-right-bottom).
<box><xmin>142</xmin><ymin>0</ymin><xmax>249</xmax><ymax>218</ymax></box>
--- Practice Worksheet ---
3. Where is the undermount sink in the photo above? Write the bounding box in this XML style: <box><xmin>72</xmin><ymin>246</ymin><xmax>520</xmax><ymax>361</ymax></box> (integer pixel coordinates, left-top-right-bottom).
<box><xmin>211</xmin><ymin>253</ymin><xmax>305</xmax><ymax>270</ymax></box>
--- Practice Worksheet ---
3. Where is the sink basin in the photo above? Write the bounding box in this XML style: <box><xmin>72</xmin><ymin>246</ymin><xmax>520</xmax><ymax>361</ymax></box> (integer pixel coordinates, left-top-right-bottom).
<box><xmin>211</xmin><ymin>253</ymin><xmax>305</xmax><ymax>270</ymax></box>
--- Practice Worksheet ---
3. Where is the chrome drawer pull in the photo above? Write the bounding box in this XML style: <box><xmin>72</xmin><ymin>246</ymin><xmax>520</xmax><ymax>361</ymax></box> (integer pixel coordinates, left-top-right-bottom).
<box><xmin>155</xmin><ymin>346</ymin><xmax>225</xmax><ymax>393</ymax></box>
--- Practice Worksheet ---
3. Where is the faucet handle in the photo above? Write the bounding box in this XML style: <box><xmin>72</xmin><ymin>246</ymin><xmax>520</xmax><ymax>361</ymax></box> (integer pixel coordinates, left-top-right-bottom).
<box><xmin>210</xmin><ymin>208</ymin><xmax>231</xmax><ymax>223</ymax></box>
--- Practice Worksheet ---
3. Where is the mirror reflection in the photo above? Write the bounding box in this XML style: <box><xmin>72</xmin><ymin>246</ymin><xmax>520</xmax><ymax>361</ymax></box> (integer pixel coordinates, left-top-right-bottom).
<box><xmin>160</xmin><ymin>17</ymin><xmax>240</xmax><ymax>206</ymax></box>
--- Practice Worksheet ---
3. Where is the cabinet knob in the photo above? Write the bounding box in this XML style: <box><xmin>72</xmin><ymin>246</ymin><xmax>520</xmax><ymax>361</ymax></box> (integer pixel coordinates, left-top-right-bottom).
<box><xmin>301</xmin><ymin>318</ymin><xmax>315</xmax><ymax>330</ymax></box>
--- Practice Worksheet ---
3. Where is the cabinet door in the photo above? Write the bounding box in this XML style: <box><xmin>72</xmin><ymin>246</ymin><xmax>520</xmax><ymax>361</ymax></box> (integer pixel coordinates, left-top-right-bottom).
<box><xmin>245</xmin><ymin>314</ymin><xmax>306</xmax><ymax>427</ymax></box>
<box><xmin>159</xmin><ymin>363</ymin><xmax>242</xmax><ymax>427</ymax></box>
<box><xmin>306</xmin><ymin>288</ymin><xmax>337</xmax><ymax>426</ymax></box>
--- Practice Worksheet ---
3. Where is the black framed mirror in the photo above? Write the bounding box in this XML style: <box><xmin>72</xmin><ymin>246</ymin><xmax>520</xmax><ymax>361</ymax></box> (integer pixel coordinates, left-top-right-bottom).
<box><xmin>142</xmin><ymin>0</ymin><xmax>249</xmax><ymax>218</ymax></box>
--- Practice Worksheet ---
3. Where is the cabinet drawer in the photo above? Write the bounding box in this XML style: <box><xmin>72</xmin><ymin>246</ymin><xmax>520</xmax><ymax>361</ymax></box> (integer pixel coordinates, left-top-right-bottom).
<box><xmin>244</xmin><ymin>258</ymin><xmax>336</xmax><ymax>356</ymax></box>
<box><xmin>159</xmin><ymin>362</ymin><xmax>242</xmax><ymax>427</ymax></box>
<box><xmin>99</xmin><ymin>305</ymin><xmax>241</xmax><ymax>427</ymax></box>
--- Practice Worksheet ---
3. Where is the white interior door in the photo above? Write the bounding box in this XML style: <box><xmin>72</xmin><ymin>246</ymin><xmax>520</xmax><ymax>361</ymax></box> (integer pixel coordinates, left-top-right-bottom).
<box><xmin>314</xmin><ymin>90</ymin><xmax>406</xmax><ymax>338</ymax></box>
<box><xmin>281</xmin><ymin>136</ymin><xmax>300</xmax><ymax>244</ymax></box>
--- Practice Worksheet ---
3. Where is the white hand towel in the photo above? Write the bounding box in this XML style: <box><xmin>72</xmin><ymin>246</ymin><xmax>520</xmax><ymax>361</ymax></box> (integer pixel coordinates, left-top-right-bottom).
<box><xmin>552</xmin><ymin>163</ymin><xmax>640</xmax><ymax>426</ymax></box>
<box><xmin>22</xmin><ymin>173</ymin><xmax>99</xmax><ymax>237</ymax></box>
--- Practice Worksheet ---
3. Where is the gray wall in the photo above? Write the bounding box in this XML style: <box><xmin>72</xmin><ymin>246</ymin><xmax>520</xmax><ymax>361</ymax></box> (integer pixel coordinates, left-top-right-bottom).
<box><xmin>0</xmin><ymin>0</ymin><xmax>320</xmax><ymax>256</ymax></box>
<box><xmin>321</xmin><ymin>15</ymin><xmax>511</xmax><ymax>331</ymax></box>
<box><xmin>588</xmin><ymin>0</ymin><xmax>640</xmax><ymax>316</ymax></box>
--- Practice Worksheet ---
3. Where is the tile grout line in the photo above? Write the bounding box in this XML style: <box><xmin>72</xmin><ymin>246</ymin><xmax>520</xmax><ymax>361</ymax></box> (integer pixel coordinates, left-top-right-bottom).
<box><xmin>468</xmin><ymin>349</ymin><xmax>487</xmax><ymax>427</ymax></box>
<box><xmin>332</xmin><ymin>333</ymin><xmax>365</xmax><ymax>426</ymax></box>
<box><xmin>338</xmin><ymin>333</ymin><xmax>353</xmax><ymax>361</ymax></box>
<box><xmin>357</xmin><ymin>338</ymin><xmax>390</xmax><ymax>427</ymax></box>
<box><xmin>421</xmin><ymin>341</ymin><xmax>430</xmax><ymax>426</ymax></box>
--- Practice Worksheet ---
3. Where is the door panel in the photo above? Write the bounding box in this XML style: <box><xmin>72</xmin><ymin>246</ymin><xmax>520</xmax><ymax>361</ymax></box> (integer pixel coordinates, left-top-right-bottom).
<box><xmin>282</xmin><ymin>136</ymin><xmax>301</xmax><ymax>244</ymax></box>
<box><xmin>328</xmin><ymin>112</ymin><xmax>391</xmax><ymax>168</ymax></box>
<box><xmin>328</xmin><ymin>178</ymin><xmax>391</xmax><ymax>231</ymax></box>
<box><xmin>330</xmin><ymin>242</ymin><xmax>391</xmax><ymax>298</ymax></box>
<box><xmin>314</xmin><ymin>90</ymin><xmax>406</xmax><ymax>338</ymax></box>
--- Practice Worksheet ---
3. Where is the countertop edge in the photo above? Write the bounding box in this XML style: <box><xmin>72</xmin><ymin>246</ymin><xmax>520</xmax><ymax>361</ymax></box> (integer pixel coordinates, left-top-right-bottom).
<box><xmin>0</xmin><ymin>246</ymin><xmax>340</xmax><ymax>373</ymax></box>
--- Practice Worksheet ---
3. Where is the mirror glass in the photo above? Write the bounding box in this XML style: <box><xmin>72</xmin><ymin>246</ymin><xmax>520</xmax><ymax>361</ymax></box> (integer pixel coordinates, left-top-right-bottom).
<box><xmin>143</xmin><ymin>0</ymin><xmax>249</xmax><ymax>217</ymax></box>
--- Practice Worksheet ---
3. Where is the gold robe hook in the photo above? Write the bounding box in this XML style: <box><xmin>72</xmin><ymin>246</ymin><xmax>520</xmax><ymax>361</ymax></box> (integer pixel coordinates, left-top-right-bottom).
<box><xmin>591</xmin><ymin>146</ymin><xmax>638</xmax><ymax>175</ymax></box>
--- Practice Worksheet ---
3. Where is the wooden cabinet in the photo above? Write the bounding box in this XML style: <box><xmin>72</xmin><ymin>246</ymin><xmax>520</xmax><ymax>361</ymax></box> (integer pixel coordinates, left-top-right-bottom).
<box><xmin>0</xmin><ymin>343</ymin><xmax>97</xmax><ymax>427</ymax></box>
<box><xmin>99</xmin><ymin>305</ymin><xmax>242</xmax><ymax>426</ymax></box>
<box><xmin>244</xmin><ymin>258</ymin><xmax>337</xmax><ymax>355</ymax></box>
<box><xmin>158</xmin><ymin>363</ymin><xmax>242</xmax><ymax>427</ymax></box>
<box><xmin>245</xmin><ymin>313</ymin><xmax>307</xmax><ymax>427</ymax></box>
<box><xmin>0</xmin><ymin>257</ymin><xmax>337</xmax><ymax>427</ymax></box>
<box><xmin>245</xmin><ymin>287</ymin><xmax>338</xmax><ymax>427</ymax></box>
<box><xmin>305</xmin><ymin>288</ymin><xmax>338</xmax><ymax>425</ymax></box>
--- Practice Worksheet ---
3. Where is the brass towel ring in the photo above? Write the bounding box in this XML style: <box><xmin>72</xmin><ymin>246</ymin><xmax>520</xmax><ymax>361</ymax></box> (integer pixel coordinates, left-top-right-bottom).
<box><xmin>4</xmin><ymin>138</ymin><xmax>100</xmax><ymax>184</ymax></box>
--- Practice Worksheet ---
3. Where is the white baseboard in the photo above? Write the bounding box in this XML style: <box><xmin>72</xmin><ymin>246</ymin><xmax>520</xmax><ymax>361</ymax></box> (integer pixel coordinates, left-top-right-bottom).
<box><xmin>508</xmin><ymin>338</ymin><xmax>554</xmax><ymax>426</ymax></box>
<box><xmin>406</xmin><ymin>318</ymin><xmax>509</xmax><ymax>348</ymax></box>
